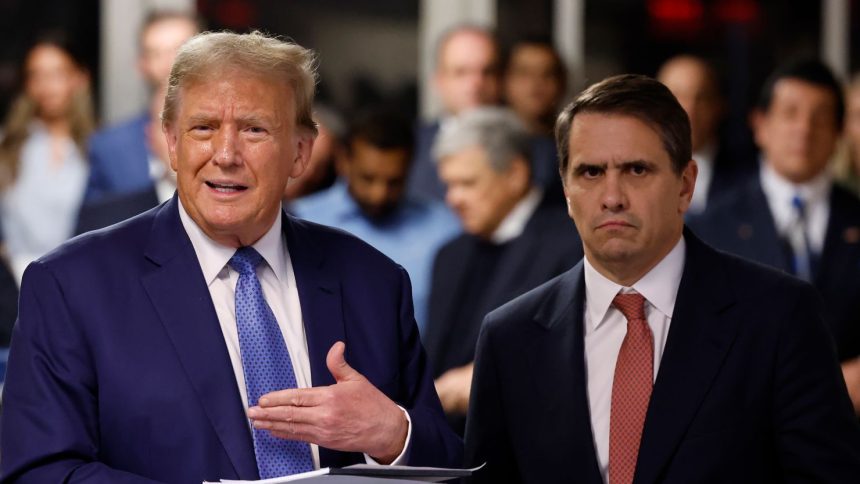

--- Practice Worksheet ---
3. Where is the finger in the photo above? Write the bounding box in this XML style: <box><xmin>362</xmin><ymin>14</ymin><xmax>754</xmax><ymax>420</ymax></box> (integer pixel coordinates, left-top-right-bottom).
<box><xmin>248</xmin><ymin>404</ymin><xmax>323</xmax><ymax>427</ymax></box>
<box><xmin>326</xmin><ymin>341</ymin><xmax>361</xmax><ymax>383</ymax></box>
<box><xmin>257</xmin><ymin>387</ymin><xmax>327</xmax><ymax>408</ymax></box>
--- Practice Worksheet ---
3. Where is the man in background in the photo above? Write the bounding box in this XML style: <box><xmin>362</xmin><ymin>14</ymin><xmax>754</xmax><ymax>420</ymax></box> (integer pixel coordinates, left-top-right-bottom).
<box><xmin>656</xmin><ymin>54</ymin><xmax>755</xmax><ymax>214</ymax></box>
<box><xmin>82</xmin><ymin>10</ymin><xmax>198</xmax><ymax>203</ymax></box>
<box><xmin>408</xmin><ymin>25</ymin><xmax>501</xmax><ymax>202</ymax></box>
<box><xmin>293</xmin><ymin>109</ymin><xmax>459</xmax><ymax>332</ymax></box>
<box><xmin>689</xmin><ymin>59</ymin><xmax>860</xmax><ymax>414</ymax></box>
<box><xmin>425</xmin><ymin>107</ymin><xmax>582</xmax><ymax>434</ymax></box>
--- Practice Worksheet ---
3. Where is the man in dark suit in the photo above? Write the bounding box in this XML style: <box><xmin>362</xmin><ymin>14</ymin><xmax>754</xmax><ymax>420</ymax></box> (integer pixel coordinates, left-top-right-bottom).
<box><xmin>424</xmin><ymin>107</ymin><xmax>582</xmax><ymax>434</ymax></box>
<box><xmin>408</xmin><ymin>25</ymin><xmax>501</xmax><ymax>202</ymax></box>
<box><xmin>688</xmin><ymin>59</ymin><xmax>860</xmax><ymax>414</ymax></box>
<box><xmin>83</xmin><ymin>10</ymin><xmax>197</xmax><ymax>203</ymax></box>
<box><xmin>1</xmin><ymin>31</ymin><xmax>461</xmax><ymax>483</ymax></box>
<box><xmin>656</xmin><ymin>54</ymin><xmax>757</xmax><ymax>214</ymax></box>
<box><xmin>465</xmin><ymin>74</ymin><xmax>860</xmax><ymax>483</ymax></box>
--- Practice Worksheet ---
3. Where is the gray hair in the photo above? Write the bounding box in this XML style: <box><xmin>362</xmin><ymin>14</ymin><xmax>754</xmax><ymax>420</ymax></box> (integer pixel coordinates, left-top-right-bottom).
<box><xmin>433</xmin><ymin>107</ymin><xmax>532</xmax><ymax>173</ymax></box>
<box><xmin>162</xmin><ymin>30</ymin><xmax>318</xmax><ymax>135</ymax></box>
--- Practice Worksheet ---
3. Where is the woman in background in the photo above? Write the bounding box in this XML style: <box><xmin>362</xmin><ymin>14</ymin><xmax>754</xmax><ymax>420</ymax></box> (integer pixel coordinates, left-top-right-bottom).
<box><xmin>0</xmin><ymin>35</ymin><xmax>95</xmax><ymax>281</ymax></box>
<box><xmin>834</xmin><ymin>73</ymin><xmax>860</xmax><ymax>194</ymax></box>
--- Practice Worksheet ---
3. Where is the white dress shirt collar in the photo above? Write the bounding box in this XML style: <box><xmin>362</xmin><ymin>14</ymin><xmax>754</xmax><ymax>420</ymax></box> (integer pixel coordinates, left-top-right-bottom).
<box><xmin>490</xmin><ymin>187</ymin><xmax>543</xmax><ymax>244</ymax></box>
<box><xmin>689</xmin><ymin>141</ymin><xmax>717</xmax><ymax>213</ymax></box>
<box><xmin>583</xmin><ymin>235</ymin><xmax>686</xmax><ymax>331</ymax></box>
<box><xmin>759</xmin><ymin>159</ymin><xmax>831</xmax><ymax>253</ymax></box>
<box><xmin>177</xmin><ymin>198</ymin><xmax>288</xmax><ymax>285</ymax></box>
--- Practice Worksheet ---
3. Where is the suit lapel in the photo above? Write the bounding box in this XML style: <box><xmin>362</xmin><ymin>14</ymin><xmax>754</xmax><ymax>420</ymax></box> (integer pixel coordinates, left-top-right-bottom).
<box><xmin>740</xmin><ymin>182</ymin><xmax>790</xmax><ymax>271</ymax></box>
<box><xmin>141</xmin><ymin>197</ymin><xmax>258</xmax><ymax>479</ymax></box>
<box><xmin>634</xmin><ymin>231</ymin><xmax>739</xmax><ymax>484</ymax></box>
<box><xmin>282</xmin><ymin>215</ymin><xmax>347</xmax><ymax>467</ymax></box>
<box><xmin>527</xmin><ymin>264</ymin><xmax>603</xmax><ymax>484</ymax></box>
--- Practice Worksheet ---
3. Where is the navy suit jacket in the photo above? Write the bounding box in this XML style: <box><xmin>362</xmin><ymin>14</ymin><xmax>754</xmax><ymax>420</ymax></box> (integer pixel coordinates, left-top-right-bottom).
<box><xmin>407</xmin><ymin>121</ymin><xmax>446</xmax><ymax>202</ymax></box>
<box><xmin>465</xmin><ymin>230</ymin><xmax>860</xmax><ymax>483</ymax></box>
<box><xmin>84</xmin><ymin>113</ymin><xmax>153</xmax><ymax>203</ymax></box>
<box><xmin>1</xmin><ymin>197</ymin><xmax>462</xmax><ymax>483</ymax></box>
<box><xmin>688</xmin><ymin>180</ymin><xmax>860</xmax><ymax>361</ymax></box>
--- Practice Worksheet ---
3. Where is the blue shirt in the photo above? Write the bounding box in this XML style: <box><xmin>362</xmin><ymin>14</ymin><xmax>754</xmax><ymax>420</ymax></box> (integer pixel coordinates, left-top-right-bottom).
<box><xmin>1</xmin><ymin>122</ymin><xmax>88</xmax><ymax>281</ymax></box>
<box><xmin>292</xmin><ymin>182</ymin><xmax>460</xmax><ymax>332</ymax></box>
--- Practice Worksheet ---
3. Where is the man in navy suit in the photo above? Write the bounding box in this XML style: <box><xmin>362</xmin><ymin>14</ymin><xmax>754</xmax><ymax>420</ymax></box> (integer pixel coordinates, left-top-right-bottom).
<box><xmin>465</xmin><ymin>74</ymin><xmax>860</xmax><ymax>483</ymax></box>
<box><xmin>83</xmin><ymin>10</ymin><xmax>198</xmax><ymax>203</ymax></box>
<box><xmin>1</xmin><ymin>31</ymin><xmax>461</xmax><ymax>483</ymax></box>
<box><xmin>408</xmin><ymin>25</ymin><xmax>501</xmax><ymax>202</ymax></box>
<box><xmin>688</xmin><ymin>59</ymin><xmax>860</xmax><ymax>413</ymax></box>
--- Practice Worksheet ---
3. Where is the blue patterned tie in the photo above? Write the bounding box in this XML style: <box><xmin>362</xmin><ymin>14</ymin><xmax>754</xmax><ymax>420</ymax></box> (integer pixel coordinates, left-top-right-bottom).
<box><xmin>229</xmin><ymin>247</ymin><xmax>314</xmax><ymax>478</ymax></box>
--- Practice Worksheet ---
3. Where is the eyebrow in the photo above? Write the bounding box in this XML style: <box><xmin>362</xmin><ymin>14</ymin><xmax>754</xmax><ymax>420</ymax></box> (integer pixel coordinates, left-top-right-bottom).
<box><xmin>572</xmin><ymin>159</ymin><xmax>657</xmax><ymax>172</ymax></box>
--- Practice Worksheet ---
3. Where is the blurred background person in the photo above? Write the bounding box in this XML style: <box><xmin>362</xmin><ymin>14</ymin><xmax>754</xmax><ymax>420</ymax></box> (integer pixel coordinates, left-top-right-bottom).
<box><xmin>502</xmin><ymin>36</ymin><xmax>567</xmax><ymax>205</ymax></box>
<box><xmin>408</xmin><ymin>24</ymin><xmax>501</xmax><ymax>202</ymax></box>
<box><xmin>0</xmin><ymin>34</ymin><xmax>94</xmax><ymax>281</ymax></box>
<box><xmin>283</xmin><ymin>104</ymin><xmax>344</xmax><ymax>204</ymax></box>
<box><xmin>424</xmin><ymin>107</ymin><xmax>582</xmax><ymax>434</ymax></box>
<box><xmin>657</xmin><ymin>54</ymin><xmax>756</xmax><ymax>214</ymax></box>
<box><xmin>83</xmin><ymin>10</ymin><xmax>198</xmax><ymax>204</ymax></box>
<box><xmin>689</xmin><ymin>59</ymin><xmax>860</xmax><ymax>414</ymax></box>
<box><xmin>293</xmin><ymin>108</ymin><xmax>459</xmax><ymax>332</ymax></box>
<box><xmin>834</xmin><ymin>73</ymin><xmax>860</xmax><ymax>195</ymax></box>
<box><xmin>74</xmin><ymin>82</ymin><xmax>172</xmax><ymax>233</ymax></box>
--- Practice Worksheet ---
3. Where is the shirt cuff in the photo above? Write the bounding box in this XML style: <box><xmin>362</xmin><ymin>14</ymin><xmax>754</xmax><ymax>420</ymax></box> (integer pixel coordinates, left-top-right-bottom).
<box><xmin>363</xmin><ymin>405</ymin><xmax>412</xmax><ymax>465</ymax></box>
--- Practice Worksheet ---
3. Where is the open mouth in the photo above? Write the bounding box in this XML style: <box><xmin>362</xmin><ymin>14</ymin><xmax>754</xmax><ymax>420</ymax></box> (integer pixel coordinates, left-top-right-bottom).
<box><xmin>205</xmin><ymin>181</ymin><xmax>248</xmax><ymax>193</ymax></box>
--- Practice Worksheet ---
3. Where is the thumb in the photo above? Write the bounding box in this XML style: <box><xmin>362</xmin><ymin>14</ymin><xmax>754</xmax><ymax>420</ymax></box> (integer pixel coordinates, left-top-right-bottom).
<box><xmin>326</xmin><ymin>341</ymin><xmax>361</xmax><ymax>383</ymax></box>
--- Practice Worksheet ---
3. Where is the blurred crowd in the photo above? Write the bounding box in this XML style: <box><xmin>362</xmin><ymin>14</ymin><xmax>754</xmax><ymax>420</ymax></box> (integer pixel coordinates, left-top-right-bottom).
<box><xmin>1</xmin><ymin>9</ymin><xmax>860</xmax><ymax>429</ymax></box>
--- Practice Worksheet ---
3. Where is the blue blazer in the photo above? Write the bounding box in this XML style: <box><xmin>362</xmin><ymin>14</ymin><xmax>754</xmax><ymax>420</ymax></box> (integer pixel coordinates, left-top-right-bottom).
<box><xmin>465</xmin><ymin>230</ymin><xmax>860</xmax><ymax>483</ymax></box>
<box><xmin>1</xmin><ymin>197</ymin><xmax>462</xmax><ymax>483</ymax></box>
<box><xmin>84</xmin><ymin>113</ymin><xmax>153</xmax><ymax>202</ymax></box>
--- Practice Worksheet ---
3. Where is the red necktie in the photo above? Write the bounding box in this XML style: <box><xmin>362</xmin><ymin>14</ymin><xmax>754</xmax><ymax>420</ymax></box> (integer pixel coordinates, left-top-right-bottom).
<box><xmin>609</xmin><ymin>292</ymin><xmax>654</xmax><ymax>484</ymax></box>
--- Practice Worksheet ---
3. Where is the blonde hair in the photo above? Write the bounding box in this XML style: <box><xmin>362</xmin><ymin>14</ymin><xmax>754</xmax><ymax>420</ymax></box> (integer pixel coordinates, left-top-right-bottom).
<box><xmin>162</xmin><ymin>30</ymin><xmax>318</xmax><ymax>135</ymax></box>
<box><xmin>0</xmin><ymin>41</ymin><xmax>95</xmax><ymax>187</ymax></box>
<box><xmin>833</xmin><ymin>73</ymin><xmax>860</xmax><ymax>191</ymax></box>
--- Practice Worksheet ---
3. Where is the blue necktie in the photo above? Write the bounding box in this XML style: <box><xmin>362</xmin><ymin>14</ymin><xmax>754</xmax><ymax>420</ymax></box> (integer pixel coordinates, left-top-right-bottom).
<box><xmin>229</xmin><ymin>247</ymin><xmax>314</xmax><ymax>478</ymax></box>
<box><xmin>789</xmin><ymin>195</ymin><xmax>814</xmax><ymax>282</ymax></box>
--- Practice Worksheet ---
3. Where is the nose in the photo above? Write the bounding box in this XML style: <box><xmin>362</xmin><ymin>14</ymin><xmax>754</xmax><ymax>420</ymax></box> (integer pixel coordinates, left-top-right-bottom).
<box><xmin>601</xmin><ymin>172</ymin><xmax>627</xmax><ymax>212</ymax></box>
<box><xmin>212</xmin><ymin>128</ymin><xmax>240</xmax><ymax>166</ymax></box>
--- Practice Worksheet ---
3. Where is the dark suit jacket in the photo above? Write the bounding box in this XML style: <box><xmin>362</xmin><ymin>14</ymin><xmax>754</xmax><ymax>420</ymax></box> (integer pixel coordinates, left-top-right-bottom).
<box><xmin>0</xmin><ymin>196</ymin><xmax>462</xmax><ymax>483</ymax></box>
<box><xmin>424</xmin><ymin>195</ymin><xmax>583</xmax><ymax>378</ymax></box>
<box><xmin>75</xmin><ymin>187</ymin><xmax>161</xmax><ymax>235</ymax></box>
<box><xmin>407</xmin><ymin>121</ymin><xmax>446</xmax><ymax>202</ymax></box>
<box><xmin>465</xmin><ymin>230</ymin><xmax>860</xmax><ymax>483</ymax></box>
<box><xmin>688</xmin><ymin>180</ymin><xmax>860</xmax><ymax>361</ymax></box>
<box><xmin>84</xmin><ymin>113</ymin><xmax>153</xmax><ymax>203</ymax></box>
<box><xmin>702</xmin><ymin>143</ymin><xmax>758</xmax><ymax>208</ymax></box>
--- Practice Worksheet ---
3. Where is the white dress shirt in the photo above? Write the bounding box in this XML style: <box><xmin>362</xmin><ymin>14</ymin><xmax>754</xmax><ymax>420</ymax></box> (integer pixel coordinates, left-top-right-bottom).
<box><xmin>178</xmin><ymin>200</ymin><xmax>410</xmax><ymax>469</ymax></box>
<box><xmin>759</xmin><ymin>160</ymin><xmax>831</xmax><ymax>254</ymax></box>
<box><xmin>490</xmin><ymin>187</ymin><xmax>543</xmax><ymax>244</ymax></box>
<box><xmin>583</xmin><ymin>236</ymin><xmax>686</xmax><ymax>482</ymax></box>
<box><xmin>688</xmin><ymin>142</ymin><xmax>717</xmax><ymax>214</ymax></box>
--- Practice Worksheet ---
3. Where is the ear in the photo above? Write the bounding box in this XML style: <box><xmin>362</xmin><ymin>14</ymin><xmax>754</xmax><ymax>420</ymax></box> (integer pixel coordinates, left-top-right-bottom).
<box><xmin>290</xmin><ymin>129</ymin><xmax>315</xmax><ymax>179</ymax></box>
<box><xmin>507</xmin><ymin>156</ymin><xmax>531</xmax><ymax>193</ymax></box>
<box><xmin>678</xmin><ymin>159</ymin><xmax>698</xmax><ymax>215</ymax></box>
<box><xmin>163</xmin><ymin>121</ymin><xmax>180</xmax><ymax>172</ymax></box>
<box><xmin>750</xmin><ymin>109</ymin><xmax>767</xmax><ymax>147</ymax></box>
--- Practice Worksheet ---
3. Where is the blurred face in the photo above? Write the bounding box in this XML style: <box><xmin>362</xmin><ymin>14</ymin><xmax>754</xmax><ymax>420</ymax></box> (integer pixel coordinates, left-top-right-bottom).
<box><xmin>563</xmin><ymin>113</ymin><xmax>696</xmax><ymax>286</ymax></box>
<box><xmin>434</xmin><ymin>31</ymin><xmax>500</xmax><ymax>115</ymax></box>
<box><xmin>25</xmin><ymin>44</ymin><xmax>87</xmax><ymax>122</ymax></box>
<box><xmin>754</xmin><ymin>78</ymin><xmax>840</xmax><ymax>183</ymax></box>
<box><xmin>139</xmin><ymin>17</ymin><xmax>197</xmax><ymax>89</ymax></box>
<box><xmin>164</xmin><ymin>72</ymin><xmax>312</xmax><ymax>247</ymax></box>
<box><xmin>846</xmin><ymin>84</ymin><xmax>860</xmax><ymax>164</ymax></box>
<box><xmin>657</xmin><ymin>57</ymin><xmax>722</xmax><ymax>152</ymax></box>
<box><xmin>438</xmin><ymin>145</ymin><xmax>528</xmax><ymax>238</ymax></box>
<box><xmin>503</xmin><ymin>44</ymin><xmax>564</xmax><ymax>126</ymax></box>
<box><xmin>342</xmin><ymin>138</ymin><xmax>410</xmax><ymax>219</ymax></box>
